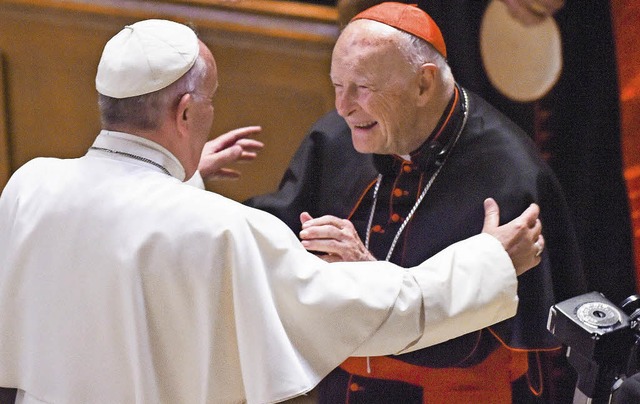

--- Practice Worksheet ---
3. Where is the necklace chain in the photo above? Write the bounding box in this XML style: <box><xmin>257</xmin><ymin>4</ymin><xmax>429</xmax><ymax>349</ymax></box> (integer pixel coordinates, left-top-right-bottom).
<box><xmin>365</xmin><ymin>88</ymin><xmax>469</xmax><ymax>261</ymax></box>
<box><xmin>89</xmin><ymin>146</ymin><xmax>171</xmax><ymax>176</ymax></box>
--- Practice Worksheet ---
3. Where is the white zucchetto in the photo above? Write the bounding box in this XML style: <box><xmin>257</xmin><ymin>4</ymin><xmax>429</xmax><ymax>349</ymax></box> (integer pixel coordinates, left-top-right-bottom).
<box><xmin>95</xmin><ymin>19</ymin><xmax>199</xmax><ymax>99</ymax></box>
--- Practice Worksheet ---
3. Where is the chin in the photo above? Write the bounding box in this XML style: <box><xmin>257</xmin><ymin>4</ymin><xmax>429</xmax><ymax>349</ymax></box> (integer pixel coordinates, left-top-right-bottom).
<box><xmin>353</xmin><ymin>143</ymin><xmax>376</xmax><ymax>154</ymax></box>
<box><xmin>351</xmin><ymin>135</ymin><xmax>377</xmax><ymax>154</ymax></box>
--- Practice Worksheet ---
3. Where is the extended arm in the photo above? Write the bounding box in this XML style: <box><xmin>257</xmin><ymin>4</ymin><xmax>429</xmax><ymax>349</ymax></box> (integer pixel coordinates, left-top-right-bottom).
<box><xmin>299</xmin><ymin>198</ymin><xmax>542</xmax><ymax>274</ymax></box>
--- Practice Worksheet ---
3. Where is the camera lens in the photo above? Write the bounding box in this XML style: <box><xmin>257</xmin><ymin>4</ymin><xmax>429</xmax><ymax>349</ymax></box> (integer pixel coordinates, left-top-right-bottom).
<box><xmin>576</xmin><ymin>302</ymin><xmax>621</xmax><ymax>328</ymax></box>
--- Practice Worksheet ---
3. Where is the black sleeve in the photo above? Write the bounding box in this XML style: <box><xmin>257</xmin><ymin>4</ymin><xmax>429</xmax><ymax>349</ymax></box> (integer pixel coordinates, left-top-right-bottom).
<box><xmin>245</xmin><ymin>110</ymin><xmax>376</xmax><ymax>235</ymax></box>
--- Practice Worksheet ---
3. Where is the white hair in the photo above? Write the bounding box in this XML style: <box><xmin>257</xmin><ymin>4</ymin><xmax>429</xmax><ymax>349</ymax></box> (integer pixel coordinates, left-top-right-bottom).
<box><xmin>394</xmin><ymin>29</ymin><xmax>454</xmax><ymax>84</ymax></box>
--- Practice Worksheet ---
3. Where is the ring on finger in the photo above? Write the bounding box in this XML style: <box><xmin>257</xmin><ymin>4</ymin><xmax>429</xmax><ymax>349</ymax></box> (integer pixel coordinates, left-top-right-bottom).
<box><xmin>534</xmin><ymin>240</ymin><xmax>544</xmax><ymax>257</ymax></box>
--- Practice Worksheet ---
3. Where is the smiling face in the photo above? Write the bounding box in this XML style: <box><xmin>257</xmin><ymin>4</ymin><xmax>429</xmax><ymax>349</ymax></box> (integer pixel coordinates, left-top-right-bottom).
<box><xmin>330</xmin><ymin>20</ymin><xmax>427</xmax><ymax>156</ymax></box>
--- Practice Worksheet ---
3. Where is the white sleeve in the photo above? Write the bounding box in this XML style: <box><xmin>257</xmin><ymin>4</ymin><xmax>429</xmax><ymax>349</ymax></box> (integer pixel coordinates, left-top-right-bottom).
<box><xmin>351</xmin><ymin>233</ymin><xmax>518</xmax><ymax>356</ymax></box>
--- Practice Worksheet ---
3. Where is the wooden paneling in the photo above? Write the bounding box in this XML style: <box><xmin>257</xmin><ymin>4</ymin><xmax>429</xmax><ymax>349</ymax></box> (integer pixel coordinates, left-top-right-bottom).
<box><xmin>0</xmin><ymin>0</ymin><xmax>339</xmax><ymax>201</ymax></box>
<box><xmin>0</xmin><ymin>51</ymin><xmax>9</xmax><ymax>187</ymax></box>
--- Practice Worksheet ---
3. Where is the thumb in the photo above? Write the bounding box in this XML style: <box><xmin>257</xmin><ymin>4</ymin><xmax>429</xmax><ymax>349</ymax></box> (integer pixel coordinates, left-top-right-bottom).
<box><xmin>299</xmin><ymin>211</ymin><xmax>313</xmax><ymax>226</ymax></box>
<box><xmin>482</xmin><ymin>198</ymin><xmax>500</xmax><ymax>233</ymax></box>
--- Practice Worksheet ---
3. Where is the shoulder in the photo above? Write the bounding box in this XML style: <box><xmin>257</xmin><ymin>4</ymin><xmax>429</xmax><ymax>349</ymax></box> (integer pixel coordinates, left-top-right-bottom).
<box><xmin>3</xmin><ymin>157</ymin><xmax>65</xmax><ymax>191</ymax></box>
<box><xmin>463</xmin><ymin>91</ymin><xmax>544</xmax><ymax>163</ymax></box>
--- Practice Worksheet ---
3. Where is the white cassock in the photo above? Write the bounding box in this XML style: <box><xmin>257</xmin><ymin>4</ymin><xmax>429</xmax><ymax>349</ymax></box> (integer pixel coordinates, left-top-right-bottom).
<box><xmin>0</xmin><ymin>130</ymin><xmax>518</xmax><ymax>404</ymax></box>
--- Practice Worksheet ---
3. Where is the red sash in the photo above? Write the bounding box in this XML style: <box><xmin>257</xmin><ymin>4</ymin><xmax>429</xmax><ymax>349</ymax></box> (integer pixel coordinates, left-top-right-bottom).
<box><xmin>340</xmin><ymin>344</ymin><xmax>528</xmax><ymax>404</ymax></box>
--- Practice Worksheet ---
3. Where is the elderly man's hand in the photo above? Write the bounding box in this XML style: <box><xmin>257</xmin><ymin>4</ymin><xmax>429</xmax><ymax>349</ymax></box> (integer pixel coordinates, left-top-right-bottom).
<box><xmin>482</xmin><ymin>198</ymin><xmax>544</xmax><ymax>276</ymax></box>
<box><xmin>299</xmin><ymin>212</ymin><xmax>376</xmax><ymax>263</ymax></box>
<box><xmin>501</xmin><ymin>0</ymin><xmax>564</xmax><ymax>26</ymax></box>
<box><xmin>198</xmin><ymin>126</ymin><xmax>264</xmax><ymax>181</ymax></box>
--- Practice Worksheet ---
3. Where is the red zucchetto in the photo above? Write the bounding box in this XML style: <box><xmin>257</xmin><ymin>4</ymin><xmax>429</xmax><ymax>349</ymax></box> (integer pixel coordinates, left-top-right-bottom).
<box><xmin>351</xmin><ymin>2</ymin><xmax>447</xmax><ymax>58</ymax></box>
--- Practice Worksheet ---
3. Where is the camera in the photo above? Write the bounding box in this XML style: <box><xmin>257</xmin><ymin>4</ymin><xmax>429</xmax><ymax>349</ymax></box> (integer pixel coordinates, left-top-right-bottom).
<box><xmin>548</xmin><ymin>291</ymin><xmax>640</xmax><ymax>403</ymax></box>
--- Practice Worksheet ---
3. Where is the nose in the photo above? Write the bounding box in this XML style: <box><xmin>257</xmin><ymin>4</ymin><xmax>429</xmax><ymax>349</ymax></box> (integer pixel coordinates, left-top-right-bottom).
<box><xmin>335</xmin><ymin>87</ymin><xmax>356</xmax><ymax>117</ymax></box>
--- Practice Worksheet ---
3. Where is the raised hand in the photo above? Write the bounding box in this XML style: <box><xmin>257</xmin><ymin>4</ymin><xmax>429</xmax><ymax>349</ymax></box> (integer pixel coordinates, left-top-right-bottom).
<box><xmin>198</xmin><ymin>126</ymin><xmax>264</xmax><ymax>181</ymax></box>
<box><xmin>482</xmin><ymin>197</ymin><xmax>544</xmax><ymax>276</ymax></box>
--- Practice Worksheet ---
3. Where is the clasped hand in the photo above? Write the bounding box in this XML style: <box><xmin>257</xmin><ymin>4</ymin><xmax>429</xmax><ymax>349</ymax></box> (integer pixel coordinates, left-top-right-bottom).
<box><xmin>299</xmin><ymin>198</ymin><xmax>543</xmax><ymax>276</ymax></box>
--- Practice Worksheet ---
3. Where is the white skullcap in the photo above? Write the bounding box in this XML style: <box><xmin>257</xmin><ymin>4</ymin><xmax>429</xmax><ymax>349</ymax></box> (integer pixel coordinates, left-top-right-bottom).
<box><xmin>96</xmin><ymin>19</ymin><xmax>199</xmax><ymax>99</ymax></box>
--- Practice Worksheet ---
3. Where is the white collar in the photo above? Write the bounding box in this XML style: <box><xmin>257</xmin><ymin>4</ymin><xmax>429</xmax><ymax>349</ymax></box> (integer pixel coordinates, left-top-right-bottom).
<box><xmin>89</xmin><ymin>130</ymin><xmax>186</xmax><ymax>181</ymax></box>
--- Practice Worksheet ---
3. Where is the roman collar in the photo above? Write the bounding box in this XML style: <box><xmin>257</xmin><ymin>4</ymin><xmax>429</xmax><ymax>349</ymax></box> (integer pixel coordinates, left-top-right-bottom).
<box><xmin>373</xmin><ymin>84</ymin><xmax>467</xmax><ymax>176</ymax></box>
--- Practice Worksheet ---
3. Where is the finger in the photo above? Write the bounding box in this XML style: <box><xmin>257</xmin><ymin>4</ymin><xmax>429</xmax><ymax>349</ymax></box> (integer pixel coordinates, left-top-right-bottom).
<box><xmin>535</xmin><ymin>234</ymin><xmax>545</xmax><ymax>254</ymax></box>
<box><xmin>502</xmin><ymin>0</ymin><xmax>548</xmax><ymax>26</ymax></box>
<box><xmin>299</xmin><ymin>212</ymin><xmax>313</xmax><ymax>226</ymax></box>
<box><xmin>210</xmin><ymin>126</ymin><xmax>263</xmax><ymax>151</ymax></box>
<box><xmin>521</xmin><ymin>203</ymin><xmax>540</xmax><ymax>228</ymax></box>
<box><xmin>533</xmin><ymin>218</ymin><xmax>542</xmax><ymax>237</ymax></box>
<box><xmin>300</xmin><ymin>223</ymin><xmax>346</xmax><ymax>241</ymax></box>
<box><xmin>236</xmin><ymin>138</ymin><xmax>265</xmax><ymax>151</ymax></box>
<box><xmin>198</xmin><ymin>146</ymin><xmax>242</xmax><ymax>175</ymax></box>
<box><xmin>300</xmin><ymin>238</ymin><xmax>349</xmax><ymax>257</ymax></box>
<box><xmin>526</xmin><ymin>0</ymin><xmax>564</xmax><ymax>14</ymax></box>
<box><xmin>235</xmin><ymin>151</ymin><xmax>260</xmax><ymax>163</ymax></box>
<box><xmin>482</xmin><ymin>198</ymin><xmax>500</xmax><ymax>233</ymax></box>
<box><xmin>217</xmin><ymin>126</ymin><xmax>262</xmax><ymax>144</ymax></box>
<box><xmin>301</xmin><ymin>215</ymin><xmax>345</xmax><ymax>229</ymax></box>
<box><xmin>207</xmin><ymin>168</ymin><xmax>241</xmax><ymax>181</ymax></box>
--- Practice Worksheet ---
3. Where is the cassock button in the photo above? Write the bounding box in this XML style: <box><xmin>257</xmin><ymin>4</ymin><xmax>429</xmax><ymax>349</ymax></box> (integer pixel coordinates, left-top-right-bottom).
<box><xmin>349</xmin><ymin>382</ymin><xmax>363</xmax><ymax>392</ymax></box>
<box><xmin>402</xmin><ymin>165</ymin><xmax>412</xmax><ymax>173</ymax></box>
<box><xmin>393</xmin><ymin>188</ymin><xmax>404</xmax><ymax>197</ymax></box>
<box><xmin>391</xmin><ymin>213</ymin><xmax>401</xmax><ymax>223</ymax></box>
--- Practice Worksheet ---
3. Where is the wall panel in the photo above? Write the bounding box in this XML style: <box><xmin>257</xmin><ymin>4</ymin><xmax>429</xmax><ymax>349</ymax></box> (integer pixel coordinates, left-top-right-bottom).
<box><xmin>0</xmin><ymin>51</ymin><xmax>9</xmax><ymax>187</ymax></box>
<box><xmin>0</xmin><ymin>0</ymin><xmax>339</xmax><ymax>201</ymax></box>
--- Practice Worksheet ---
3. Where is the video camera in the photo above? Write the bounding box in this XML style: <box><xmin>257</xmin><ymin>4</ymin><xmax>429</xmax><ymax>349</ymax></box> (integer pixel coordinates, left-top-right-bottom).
<box><xmin>548</xmin><ymin>291</ymin><xmax>640</xmax><ymax>403</ymax></box>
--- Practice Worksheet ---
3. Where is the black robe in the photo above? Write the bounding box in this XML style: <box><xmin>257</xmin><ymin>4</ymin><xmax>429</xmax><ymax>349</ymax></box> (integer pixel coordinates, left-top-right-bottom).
<box><xmin>246</xmin><ymin>88</ymin><xmax>587</xmax><ymax>401</ymax></box>
<box><xmin>418</xmin><ymin>0</ymin><xmax>637</xmax><ymax>306</ymax></box>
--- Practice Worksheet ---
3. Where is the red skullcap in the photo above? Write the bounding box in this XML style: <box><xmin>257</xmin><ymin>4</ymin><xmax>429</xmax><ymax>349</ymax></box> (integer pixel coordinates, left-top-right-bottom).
<box><xmin>351</xmin><ymin>2</ymin><xmax>447</xmax><ymax>58</ymax></box>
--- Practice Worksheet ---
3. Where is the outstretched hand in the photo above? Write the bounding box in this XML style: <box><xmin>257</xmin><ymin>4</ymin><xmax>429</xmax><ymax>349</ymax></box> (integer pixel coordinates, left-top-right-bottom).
<box><xmin>198</xmin><ymin>126</ymin><xmax>264</xmax><ymax>181</ymax></box>
<box><xmin>482</xmin><ymin>198</ymin><xmax>544</xmax><ymax>276</ymax></box>
<box><xmin>501</xmin><ymin>0</ymin><xmax>564</xmax><ymax>26</ymax></box>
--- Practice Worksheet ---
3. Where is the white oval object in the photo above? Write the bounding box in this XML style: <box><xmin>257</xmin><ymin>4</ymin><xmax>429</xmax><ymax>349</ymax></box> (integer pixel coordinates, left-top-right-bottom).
<box><xmin>480</xmin><ymin>0</ymin><xmax>563</xmax><ymax>102</ymax></box>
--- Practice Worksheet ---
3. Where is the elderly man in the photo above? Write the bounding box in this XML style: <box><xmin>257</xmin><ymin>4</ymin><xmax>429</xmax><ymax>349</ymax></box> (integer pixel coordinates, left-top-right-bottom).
<box><xmin>0</xmin><ymin>18</ymin><xmax>545</xmax><ymax>404</ymax></box>
<box><xmin>246</xmin><ymin>2</ymin><xmax>586</xmax><ymax>403</ymax></box>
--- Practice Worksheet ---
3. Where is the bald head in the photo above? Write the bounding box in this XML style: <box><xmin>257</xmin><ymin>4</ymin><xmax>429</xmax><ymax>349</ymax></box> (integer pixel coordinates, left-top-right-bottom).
<box><xmin>330</xmin><ymin>18</ymin><xmax>455</xmax><ymax>156</ymax></box>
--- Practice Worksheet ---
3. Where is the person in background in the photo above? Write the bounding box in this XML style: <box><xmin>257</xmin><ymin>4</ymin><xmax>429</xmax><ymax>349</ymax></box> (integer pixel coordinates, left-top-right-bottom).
<box><xmin>0</xmin><ymin>18</ymin><xmax>545</xmax><ymax>404</ymax></box>
<box><xmin>245</xmin><ymin>3</ymin><xmax>586</xmax><ymax>403</ymax></box>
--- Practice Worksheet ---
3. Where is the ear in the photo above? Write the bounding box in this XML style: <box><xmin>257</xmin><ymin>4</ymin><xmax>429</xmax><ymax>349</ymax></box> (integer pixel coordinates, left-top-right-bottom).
<box><xmin>175</xmin><ymin>93</ymin><xmax>192</xmax><ymax>138</ymax></box>
<box><xmin>416</xmin><ymin>63</ymin><xmax>437</xmax><ymax>106</ymax></box>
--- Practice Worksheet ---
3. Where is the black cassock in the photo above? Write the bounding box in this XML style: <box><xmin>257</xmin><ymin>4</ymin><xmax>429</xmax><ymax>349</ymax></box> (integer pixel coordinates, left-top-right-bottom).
<box><xmin>247</xmin><ymin>88</ymin><xmax>587</xmax><ymax>402</ymax></box>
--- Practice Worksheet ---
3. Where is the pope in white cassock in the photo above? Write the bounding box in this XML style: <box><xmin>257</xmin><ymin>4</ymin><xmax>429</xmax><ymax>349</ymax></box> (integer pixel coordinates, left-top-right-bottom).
<box><xmin>0</xmin><ymin>19</ymin><xmax>544</xmax><ymax>404</ymax></box>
